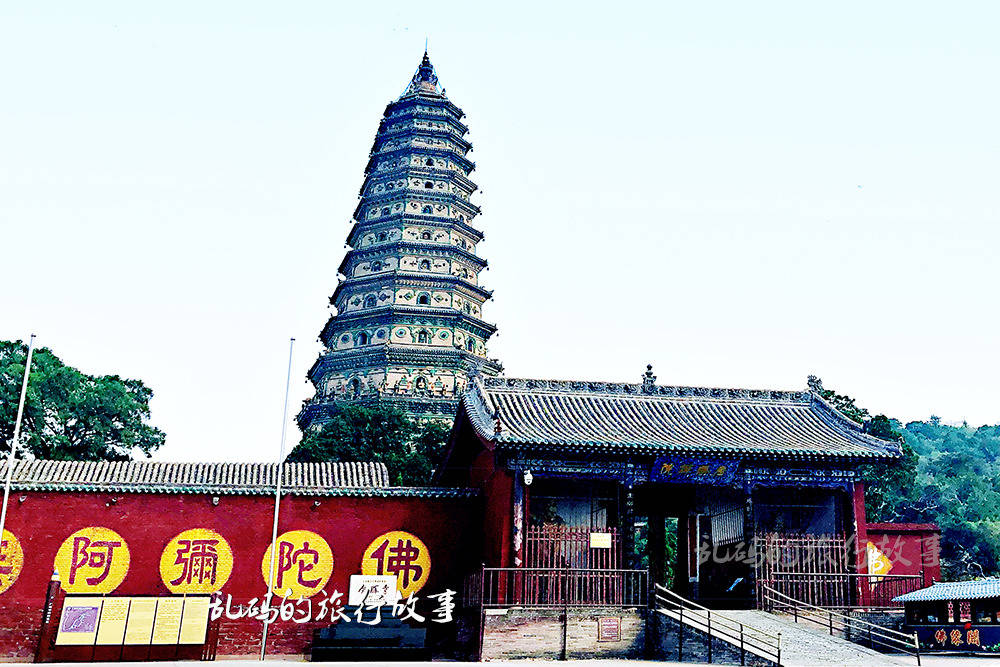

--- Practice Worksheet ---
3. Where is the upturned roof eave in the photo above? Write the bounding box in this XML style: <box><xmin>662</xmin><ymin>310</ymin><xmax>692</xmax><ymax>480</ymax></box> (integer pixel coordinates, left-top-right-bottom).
<box><xmin>330</xmin><ymin>272</ymin><xmax>493</xmax><ymax>305</ymax></box>
<box><xmin>489</xmin><ymin>438</ymin><xmax>897</xmax><ymax>462</ymax></box>
<box><xmin>459</xmin><ymin>376</ymin><xmax>901</xmax><ymax>463</ymax></box>
<box><xmin>364</xmin><ymin>145</ymin><xmax>474</xmax><ymax>176</ymax></box>
<box><xmin>346</xmin><ymin>216</ymin><xmax>485</xmax><ymax>246</ymax></box>
<box><xmin>340</xmin><ymin>240</ymin><xmax>489</xmax><ymax>270</ymax></box>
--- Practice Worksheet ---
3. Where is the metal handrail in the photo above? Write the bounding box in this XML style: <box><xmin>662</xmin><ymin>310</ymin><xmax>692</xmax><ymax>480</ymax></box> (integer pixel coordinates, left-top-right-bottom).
<box><xmin>762</xmin><ymin>571</ymin><xmax>923</xmax><ymax>609</ymax></box>
<box><xmin>656</xmin><ymin>586</ymin><xmax>781</xmax><ymax>644</ymax></box>
<box><xmin>654</xmin><ymin>584</ymin><xmax>782</xmax><ymax>665</ymax></box>
<box><xmin>761</xmin><ymin>585</ymin><xmax>920</xmax><ymax>665</ymax></box>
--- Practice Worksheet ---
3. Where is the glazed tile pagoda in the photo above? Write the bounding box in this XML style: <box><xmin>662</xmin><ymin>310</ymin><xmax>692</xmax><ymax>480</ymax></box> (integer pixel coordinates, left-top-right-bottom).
<box><xmin>300</xmin><ymin>53</ymin><xmax>501</xmax><ymax>428</ymax></box>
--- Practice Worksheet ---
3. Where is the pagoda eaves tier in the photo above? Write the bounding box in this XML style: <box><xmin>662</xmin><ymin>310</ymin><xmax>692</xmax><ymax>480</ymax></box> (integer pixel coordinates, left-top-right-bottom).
<box><xmin>300</xmin><ymin>53</ymin><xmax>502</xmax><ymax>428</ymax></box>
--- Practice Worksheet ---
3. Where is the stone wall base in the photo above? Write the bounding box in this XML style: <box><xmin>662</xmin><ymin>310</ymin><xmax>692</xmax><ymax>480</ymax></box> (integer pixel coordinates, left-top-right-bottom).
<box><xmin>481</xmin><ymin>607</ymin><xmax>645</xmax><ymax>661</ymax></box>
<box><xmin>653</xmin><ymin>612</ymin><xmax>776</xmax><ymax>666</ymax></box>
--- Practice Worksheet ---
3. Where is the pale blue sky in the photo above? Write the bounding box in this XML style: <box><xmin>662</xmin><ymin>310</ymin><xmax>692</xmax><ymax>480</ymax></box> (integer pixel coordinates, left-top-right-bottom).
<box><xmin>2</xmin><ymin>2</ymin><xmax>997</xmax><ymax>461</ymax></box>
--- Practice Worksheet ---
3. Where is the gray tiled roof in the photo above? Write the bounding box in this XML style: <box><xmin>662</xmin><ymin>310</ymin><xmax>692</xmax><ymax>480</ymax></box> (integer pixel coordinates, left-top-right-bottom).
<box><xmin>462</xmin><ymin>377</ymin><xmax>901</xmax><ymax>460</ymax></box>
<box><xmin>0</xmin><ymin>459</ymin><xmax>475</xmax><ymax>498</ymax></box>
<box><xmin>894</xmin><ymin>579</ymin><xmax>1000</xmax><ymax>602</ymax></box>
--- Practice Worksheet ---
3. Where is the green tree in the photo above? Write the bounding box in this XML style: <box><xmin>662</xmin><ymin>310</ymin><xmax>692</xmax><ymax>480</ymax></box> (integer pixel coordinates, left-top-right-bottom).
<box><xmin>0</xmin><ymin>340</ymin><xmax>165</xmax><ymax>460</ymax></box>
<box><xmin>899</xmin><ymin>421</ymin><xmax>1000</xmax><ymax>579</ymax></box>
<box><xmin>823</xmin><ymin>382</ymin><xmax>1000</xmax><ymax>578</ymax></box>
<box><xmin>288</xmin><ymin>401</ymin><xmax>449</xmax><ymax>486</ymax></box>
<box><xmin>820</xmin><ymin>386</ymin><xmax>918</xmax><ymax>522</ymax></box>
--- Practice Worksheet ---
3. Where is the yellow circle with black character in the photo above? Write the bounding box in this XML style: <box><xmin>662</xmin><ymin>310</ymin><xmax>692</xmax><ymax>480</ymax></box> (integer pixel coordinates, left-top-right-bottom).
<box><xmin>361</xmin><ymin>531</ymin><xmax>431</xmax><ymax>598</ymax></box>
<box><xmin>159</xmin><ymin>528</ymin><xmax>234</xmax><ymax>594</ymax></box>
<box><xmin>54</xmin><ymin>527</ymin><xmax>130</xmax><ymax>594</ymax></box>
<box><xmin>0</xmin><ymin>530</ymin><xmax>24</xmax><ymax>595</ymax></box>
<box><xmin>260</xmin><ymin>530</ymin><xmax>333</xmax><ymax>599</ymax></box>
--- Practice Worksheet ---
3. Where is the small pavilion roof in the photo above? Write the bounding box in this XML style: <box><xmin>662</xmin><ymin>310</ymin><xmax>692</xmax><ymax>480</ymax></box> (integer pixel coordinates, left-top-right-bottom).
<box><xmin>894</xmin><ymin>579</ymin><xmax>1000</xmax><ymax>603</ymax></box>
<box><xmin>460</xmin><ymin>375</ymin><xmax>901</xmax><ymax>461</ymax></box>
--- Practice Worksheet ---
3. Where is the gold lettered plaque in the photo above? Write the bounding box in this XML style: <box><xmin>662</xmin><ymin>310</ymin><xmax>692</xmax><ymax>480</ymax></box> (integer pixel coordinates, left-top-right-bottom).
<box><xmin>95</xmin><ymin>598</ymin><xmax>131</xmax><ymax>645</ymax></box>
<box><xmin>55</xmin><ymin>597</ymin><xmax>103</xmax><ymax>646</ymax></box>
<box><xmin>178</xmin><ymin>597</ymin><xmax>210</xmax><ymax>644</ymax></box>
<box><xmin>151</xmin><ymin>597</ymin><xmax>183</xmax><ymax>645</ymax></box>
<box><xmin>123</xmin><ymin>598</ymin><xmax>157</xmax><ymax>645</ymax></box>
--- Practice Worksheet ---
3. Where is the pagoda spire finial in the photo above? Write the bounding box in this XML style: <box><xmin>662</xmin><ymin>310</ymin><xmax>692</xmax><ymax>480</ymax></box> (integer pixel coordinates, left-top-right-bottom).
<box><xmin>401</xmin><ymin>47</ymin><xmax>443</xmax><ymax>98</ymax></box>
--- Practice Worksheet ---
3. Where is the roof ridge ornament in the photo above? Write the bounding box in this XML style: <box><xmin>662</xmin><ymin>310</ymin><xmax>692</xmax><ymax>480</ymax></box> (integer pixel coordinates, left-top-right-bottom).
<box><xmin>493</xmin><ymin>403</ymin><xmax>503</xmax><ymax>435</ymax></box>
<box><xmin>807</xmin><ymin>374</ymin><xmax>824</xmax><ymax>394</ymax></box>
<box><xmin>642</xmin><ymin>364</ymin><xmax>657</xmax><ymax>393</ymax></box>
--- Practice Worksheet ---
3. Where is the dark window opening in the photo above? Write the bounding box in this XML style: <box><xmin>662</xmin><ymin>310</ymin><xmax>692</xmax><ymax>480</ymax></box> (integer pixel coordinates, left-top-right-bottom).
<box><xmin>529</xmin><ymin>479</ymin><xmax>619</xmax><ymax>530</ymax></box>
<box><xmin>753</xmin><ymin>488</ymin><xmax>845</xmax><ymax>535</ymax></box>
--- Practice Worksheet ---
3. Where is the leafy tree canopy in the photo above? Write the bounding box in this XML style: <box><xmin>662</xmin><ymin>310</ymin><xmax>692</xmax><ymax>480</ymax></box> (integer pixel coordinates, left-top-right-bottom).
<box><xmin>0</xmin><ymin>340</ymin><xmax>165</xmax><ymax>460</ymax></box>
<box><xmin>288</xmin><ymin>401</ymin><xmax>449</xmax><ymax>486</ymax></box>
<box><xmin>823</xmin><ymin>383</ymin><xmax>1000</xmax><ymax>579</ymax></box>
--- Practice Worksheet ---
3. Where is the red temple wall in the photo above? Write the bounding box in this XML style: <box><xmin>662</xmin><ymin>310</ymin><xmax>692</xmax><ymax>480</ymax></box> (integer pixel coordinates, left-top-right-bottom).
<box><xmin>471</xmin><ymin>449</ymin><xmax>512</xmax><ymax>568</ymax></box>
<box><xmin>0</xmin><ymin>490</ymin><xmax>480</xmax><ymax>659</ymax></box>
<box><xmin>864</xmin><ymin>522</ymin><xmax>941</xmax><ymax>587</ymax></box>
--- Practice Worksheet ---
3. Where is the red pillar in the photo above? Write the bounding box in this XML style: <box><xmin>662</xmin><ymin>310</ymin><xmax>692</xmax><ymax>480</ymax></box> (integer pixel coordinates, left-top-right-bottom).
<box><xmin>512</xmin><ymin>474</ymin><xmax>525</xmax><ymax>567</ymax></box>
<box><xmin>852</xmin><ymin>481</ymin><xmax>870</xmax><ymax>606</ymax></box>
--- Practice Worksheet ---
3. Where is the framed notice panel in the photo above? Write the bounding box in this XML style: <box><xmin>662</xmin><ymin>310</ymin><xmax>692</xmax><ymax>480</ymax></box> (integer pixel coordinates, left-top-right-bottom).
<box><xmin>55</xmin><ymin>596</ymin><xmax>211</xmax><ymax>648</ymax></box>
<box><xmin>55</xmin><ymin>598</ymin><xmax>103</xmax><ymax>646</ymax></box>
<box><xmin>597</xmin><ymin>616</ymin><xmax>622</xmax><ymax>642</ymax></box>
<box><xmin>95</xmin><ymin>598</ymin><xmax>130</xmax><ymax>645</ymax></box>
<box><xmin>178</xmin><ymin>597</ymin><xmax>210</xmax><ymax>645</ymax></box>
<box><xmin>151</xmin><ymin>598</ymin><xmax>183</xmax><ymax>645</ymax></box>
<box><xmin>123</xmin><ymin>599</ymin><xmax>157</xmax><ymax>645</ymax></box>
<box><xmin>589</xmin><ymin>532</ymin><xmax>613</xmax><ymax>549</ymax></box>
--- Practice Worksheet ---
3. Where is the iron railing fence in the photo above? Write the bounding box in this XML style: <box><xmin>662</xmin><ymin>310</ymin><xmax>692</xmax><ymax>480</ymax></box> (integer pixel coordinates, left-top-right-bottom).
<box><xmin>760</xmin><ymin>584</ymin><xmax>920</xmax><ymax>665</ymax></box>
<box><xmin>525</xmin><ymin>526</ymin><xmax>622</xmax><ymax>570</ymax></box>
<box><xmin>469</xmin><ymin>567</ymin><xmax>647</xmax><ymax>608</ymax></box>
<box><xmin>654</xmin><ymin>584</ymin><xmax>782</xmax><ymax>666</ymax></box>
<box><xmin>763</xmin><ymin>572</ymin><xmax>923</xmax><ymax>609</ymax></box>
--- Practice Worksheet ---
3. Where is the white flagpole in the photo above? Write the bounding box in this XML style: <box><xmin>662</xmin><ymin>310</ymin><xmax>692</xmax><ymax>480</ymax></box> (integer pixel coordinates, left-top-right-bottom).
<box><xmin>0</xmin><ymin>334</ymin><xmax>35</xmax><ymax>546</ymax></box>
<box><xmin>260</xmin><ymin>337</ymin><xmax>294</xmax><ymax>661</ymax></box>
